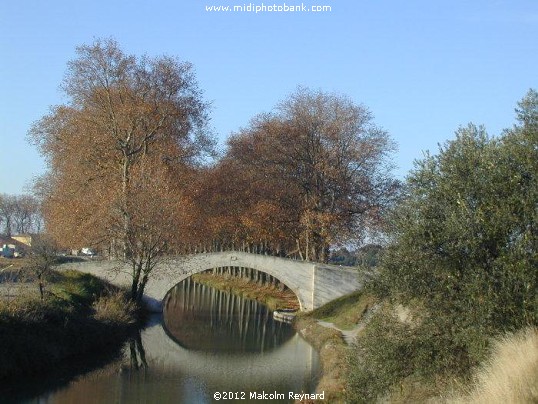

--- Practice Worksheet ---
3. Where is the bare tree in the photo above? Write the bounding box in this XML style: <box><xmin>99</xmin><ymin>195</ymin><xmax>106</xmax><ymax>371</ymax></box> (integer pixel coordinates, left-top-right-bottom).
<box><xmin>0</xmin><ymin>194</ymin><xmax>16</xmax><ymax>236</ymax></box>
<box><xmin>12</xmin><ymin>195</ymin><xmax>41</xmax><ymax>234</ymax></box>
<box><xmin>27</xmin><ymin>236</ymin><xmax>58</xmax><ymax>301</ymax></box>
<box><xmin>0</xmin><ymin>194</ymin><xmax>43</xmax><ymax>236</ymax></box>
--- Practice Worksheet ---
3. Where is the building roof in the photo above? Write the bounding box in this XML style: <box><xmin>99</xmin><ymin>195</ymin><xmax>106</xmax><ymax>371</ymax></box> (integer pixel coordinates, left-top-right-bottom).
<box><xmin>0</xmin><ymin>235</ymin><xmax>29</xmax><ymax>250</ymax></box>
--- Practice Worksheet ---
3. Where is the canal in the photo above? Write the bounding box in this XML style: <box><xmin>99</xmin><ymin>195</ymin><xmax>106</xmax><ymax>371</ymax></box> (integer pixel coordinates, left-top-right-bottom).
<box><xmin>16</xmin><ymin>277</ymin><xmax>320</xmax><ymax>403</ymax></box>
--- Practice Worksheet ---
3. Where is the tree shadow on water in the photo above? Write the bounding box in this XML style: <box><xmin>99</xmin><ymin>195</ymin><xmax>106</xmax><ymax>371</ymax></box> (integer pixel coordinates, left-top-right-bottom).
<box><xmin>0</xmin><ymin>328</ymin><xmax>149</xmax><ymax>403</ymax></box>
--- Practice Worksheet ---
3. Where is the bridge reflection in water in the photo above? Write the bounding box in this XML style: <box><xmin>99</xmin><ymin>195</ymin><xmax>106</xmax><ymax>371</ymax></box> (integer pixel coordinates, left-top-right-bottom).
<box><xmin>30</xmin><ymin>279</ymin><xmax>320</xmax><ymax>404</ymax></box>
<box><xmin>163</xmin><ymin>277</ymin><xmax>295</xmax><ymax>352</ymax></box>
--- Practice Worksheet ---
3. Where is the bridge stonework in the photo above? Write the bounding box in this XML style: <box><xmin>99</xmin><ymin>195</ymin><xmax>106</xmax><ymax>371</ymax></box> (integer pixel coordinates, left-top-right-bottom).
<box><xmin>59</xmin><ymin>251</ymin><xmax>361</xmax><ymax>312</ymax></box>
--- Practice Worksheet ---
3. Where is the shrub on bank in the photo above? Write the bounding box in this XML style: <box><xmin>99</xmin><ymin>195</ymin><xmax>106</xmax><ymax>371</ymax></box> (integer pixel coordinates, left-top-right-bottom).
<box><xmin>345</xmin><ymin>302</ymin><xmax>485</xmax><ymax>402</ymax></box>
<box><xmin>93</xmin><ymin>292</ymin><xmax>138</xmax><ymax>325</ymax></box>
<box><xmin>0</xmin><ymin>270</ymin><xmax>139</xmax><ymax>381</ymax></box>
<box><xmin>346</xmin><ymin>306</ymin><xmax>410</xmax><ymax>403</ymax></box>
<box><xmin>345</xmin><ymin>91</ymin><xmax>538</xmax><ymax>402</ymax></box>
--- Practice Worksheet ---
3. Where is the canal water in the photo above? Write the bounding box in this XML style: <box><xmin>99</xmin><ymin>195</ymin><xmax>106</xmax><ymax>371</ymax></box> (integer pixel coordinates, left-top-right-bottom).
<box><xmin>17</xmin><ymin>278</ymin><xmax>320</xmax><ymax>403</ymax></box>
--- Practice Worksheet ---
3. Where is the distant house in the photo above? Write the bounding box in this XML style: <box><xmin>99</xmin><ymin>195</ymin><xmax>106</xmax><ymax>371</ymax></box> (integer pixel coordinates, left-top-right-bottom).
<box><xmin>0</xmin><ymin>236</ymin><xmax>28</xmax><ymax>258</ymax></box>
<box><xmin>11</xmin><ymin>234</ymin><xmax>35</xmax><ymax>247</ymax></box>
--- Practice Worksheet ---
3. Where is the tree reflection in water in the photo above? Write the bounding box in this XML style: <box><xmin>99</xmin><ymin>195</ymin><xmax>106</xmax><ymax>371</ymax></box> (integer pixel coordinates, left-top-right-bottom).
<box><xmin>17</xmin><ymin>282</ymin><xmax>319</xmax><ymax>403</ymax></box>
<box><xmin>163</xmin><ymin>277</ymin><xmax>295</xmax><ymax>352</ymax></box>
<box><xmin>127</xmin><ymin>331</ymin><xmax>148</xmax><ymax>374</ymax></box>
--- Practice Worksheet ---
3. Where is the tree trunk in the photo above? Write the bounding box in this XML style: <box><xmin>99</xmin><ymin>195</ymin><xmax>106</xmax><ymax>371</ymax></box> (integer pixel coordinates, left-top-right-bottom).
<box><xmin>121</xmin><ymin>154</ymin><xmax>131</xmax><ymax>260</ymax></box>
<box><xmin>131</xmin><ymin>262</ymin><xmax>142</xmax><ymax>301</ymax></box>
<box><xmin>38</xmin><ymin>277</ymin><xmax>44</xmax><ymax>301</ymax></box>
<box><xmin>136</xmin><ymin>274</ymin><xmax>149</xmax><ymax>303</ymax></box>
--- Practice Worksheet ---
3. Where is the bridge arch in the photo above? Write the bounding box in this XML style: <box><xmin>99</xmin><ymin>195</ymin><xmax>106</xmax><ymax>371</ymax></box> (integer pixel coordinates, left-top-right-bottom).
<box><xmin>160</xmin><ymin>252</ymin><xmax>314</xmax><ymax>311</ymax></box>
<box><xmin>155</xmin><ymin>252</ymin><xmax>363</xmax><ymax>312</ymax></box>
<box><xmin>59</xmin><ymin>251</ymin><xmax>362</xmax><ymax>312</ymax></box>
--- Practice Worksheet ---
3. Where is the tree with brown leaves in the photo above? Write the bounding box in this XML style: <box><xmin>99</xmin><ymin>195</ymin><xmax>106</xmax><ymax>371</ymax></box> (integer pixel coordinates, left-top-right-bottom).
<box><xmin>227</xmin><ymin>88</ymin><xmax>399</xmax><ymax>262</ymax></box>
<box><xmin>30</xmin><ymin>38</ymin><xmax>213</xmax><ymax>302</ymax></box>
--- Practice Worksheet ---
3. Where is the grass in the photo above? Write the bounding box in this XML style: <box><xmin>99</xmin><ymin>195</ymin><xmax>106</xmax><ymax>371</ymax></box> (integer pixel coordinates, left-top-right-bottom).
<box><xmin>0</xmin><ymin>256</ymin><xmax>32</xmax><ymax>271</ymax></box>
<box><xmin>293</xmin><ymin>291</ymin><xmax>379</xmax><ymax>403</ymax></box>
<box><xmin>295</xmin><ymin>315</ymin><xmax>348</xmax><ymax>403</ymax></box>
<box><xmin>309</xmin><ymin>290</ymin><xmax>377</xmax><ymax>330</ymax></box>
<box><xmin>0</xmin><ymin>268</ymin><xmax>139</xmax><ymax>382</ymax></box>
<box><xmin>448</xmin><ymin>327</ymin><xmax>538</xmax><ymax>404</ymax></box>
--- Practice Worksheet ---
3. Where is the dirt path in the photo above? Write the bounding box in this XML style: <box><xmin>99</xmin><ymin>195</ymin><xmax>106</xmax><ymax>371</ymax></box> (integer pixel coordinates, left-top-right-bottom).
<box><xmin>316</xmin><ymin>303</ymin><xmax>380</xmax><ymax>345</ymax></box>
<box><xmin>316</xmin><ymin>320</ymin><xmax>362</xmax><ymax>344</ymax></box>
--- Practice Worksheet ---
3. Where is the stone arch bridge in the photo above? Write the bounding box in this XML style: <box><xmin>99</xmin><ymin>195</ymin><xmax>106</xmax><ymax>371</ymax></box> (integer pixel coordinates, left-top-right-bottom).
<box><xmin>60</xmin><ymin>251</ymin><xmax>362</xmax><ymax>312</ymax></box>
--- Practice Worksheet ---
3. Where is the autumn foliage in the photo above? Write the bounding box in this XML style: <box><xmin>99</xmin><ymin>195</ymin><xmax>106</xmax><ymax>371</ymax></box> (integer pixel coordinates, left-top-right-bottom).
<box><xmin>30</xmin><ymin>39</ymin><xmax>398</xmax><ymax>300</ymax></box>
<box><xmin>30</xmin><ymin>39</ymin><xmax>213</xmax><ymax>300</ymax></box>
<box><xmin>176</xmin><ymin>89</ymin><xmax>400</xmax><ymax>262</ymax></box>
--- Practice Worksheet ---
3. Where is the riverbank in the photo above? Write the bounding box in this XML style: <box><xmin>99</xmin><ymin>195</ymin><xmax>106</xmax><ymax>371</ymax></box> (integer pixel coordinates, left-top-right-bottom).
<box><xmin>294</xmin><ymin>291</ymin><xmax>378</xmax><ymax>403</ymax></box>
<box><xmin>296</xmin><ymin>289</ymin><xmax>538</xmax><ymax>403</ymax></box>
<box><xmin>0</xmin><ymin>267</ymin><xmax>140</xmax><ymax>386</ymax></box>
<box><xmin>190</xmin><ymin>272</ymin><xmax>300</xmax><ymax>311</ymax></box>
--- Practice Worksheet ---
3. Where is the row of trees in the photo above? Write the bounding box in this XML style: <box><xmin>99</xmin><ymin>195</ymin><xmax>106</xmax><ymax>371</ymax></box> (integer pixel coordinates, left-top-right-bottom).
<box><xmin>186</xmin><ymin>88</ymin><xmax>398</xmax><ymax>262</ymax></box>
<box><xmin>30</xmin><ymin>40</ymin><xmax>398</xmax><ymax>296</ymax></box>
<box><xmin>30</xmin><ymin>39</ymin><xmax>399</xmax><ymax>301</ymax></box>
<box><xmin>0</xmin><ymin>194</ymin><xmax>42</xmax><ymax>236</ymax></box>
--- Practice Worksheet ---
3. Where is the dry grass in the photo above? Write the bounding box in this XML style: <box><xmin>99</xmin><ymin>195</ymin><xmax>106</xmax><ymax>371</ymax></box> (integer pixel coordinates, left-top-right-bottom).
<box><xmin>0</xmin><ymin>257</ymin><xmax>31</xmax><ymax>271</ymax></box>
<box><xmin>295</xmin><ymin>316</ymin><xmax>348</xmax><ymax>403</ymax></box>
<box><xmin>92</xmin><ymin>292</ymin><xmax>138</xmax><ymax>325</ymax></box>
<box><xmin>449</xmin><ymin>327</ymin><xmax>538</xmax><ymax>404</ymax></box>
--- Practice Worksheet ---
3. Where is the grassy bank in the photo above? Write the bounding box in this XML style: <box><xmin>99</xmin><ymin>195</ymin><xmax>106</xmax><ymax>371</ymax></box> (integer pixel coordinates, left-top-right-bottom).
<box><xmin>191</xmin><ymin>272</ymin><xmax>300</xmax><ymax>310</ymax></box>
<box><xmin>0</xmin><ymin>268</ymin><xmax>140</xmax><ymax>383</ymax></box>
<box><xmin>295</xmin><ymin>289</ymin><xmax>537</xmax><ymax>403</ymax></box>
<box><xmin>295</xmin><ymin>316</ymin><xmax>348</xmax><ymax>402</ymax></box>
<box><xmin>448</xmin><ymin>327</ymin><xmax>538</xmax><ymax>403</ymax></box>
<box><xmin>294</xmin><ymin>291</ymin><xmax>378</xmax><ymax>403</ymax></box>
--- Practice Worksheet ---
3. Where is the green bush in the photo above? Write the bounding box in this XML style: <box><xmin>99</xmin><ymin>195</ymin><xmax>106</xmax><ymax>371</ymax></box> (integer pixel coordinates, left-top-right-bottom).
<box><xmin>346</xmin><ymin>307</ymin><xmax>415</xmax><ymax>403</ymax></box>
<box><xmin>383</xmin><ymin>91</ymin><xmax>536</xmax><ymax>339</ymax></box>
<box><xmin>346</xmin><ymin>303</ymin><xmax>491</xmax><ymax>403</ymax></box>
<box><xmin>347</xmin><ymin>90</ymin><xmax>538</xmax><ymax>402</ymax></box>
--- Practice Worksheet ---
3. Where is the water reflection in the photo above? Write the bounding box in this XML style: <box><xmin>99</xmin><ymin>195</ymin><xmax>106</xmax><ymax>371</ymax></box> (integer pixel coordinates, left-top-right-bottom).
<box><xmin>125</xmin><ymin>330</ymin><xmax>148</xmax><ymax>373</ymax></box>
<box><xmin>20</xmin><ymin>279</ymin><xmax>319</xmax><ymax>403</ymax></box>
<box><xmin>163</xmin><ymin>277</ymin><xmax>295</xmax><ymax>352</ymax></box>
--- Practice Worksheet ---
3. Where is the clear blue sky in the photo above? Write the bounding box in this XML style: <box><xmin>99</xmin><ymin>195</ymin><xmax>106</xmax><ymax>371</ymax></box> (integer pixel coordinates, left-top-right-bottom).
<box><xmin>1</xmin><ymin>0</ymin><xmax>537</xmax><ymax>194</ymax></box>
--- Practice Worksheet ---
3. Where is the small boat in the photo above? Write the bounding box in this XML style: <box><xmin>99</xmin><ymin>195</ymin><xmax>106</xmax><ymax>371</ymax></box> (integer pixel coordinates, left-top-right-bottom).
<box><xmin>273</xmin><ymin>308</ymin><xmax>297</xmax><ymax>323</ymax></box>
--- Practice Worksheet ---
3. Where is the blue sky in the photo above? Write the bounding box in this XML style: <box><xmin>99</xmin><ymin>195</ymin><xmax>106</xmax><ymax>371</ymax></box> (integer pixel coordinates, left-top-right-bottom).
<box><xmin>1</xmin><ymin>0</ymin><xmax>537</xmax><ymax>194</ymax></box>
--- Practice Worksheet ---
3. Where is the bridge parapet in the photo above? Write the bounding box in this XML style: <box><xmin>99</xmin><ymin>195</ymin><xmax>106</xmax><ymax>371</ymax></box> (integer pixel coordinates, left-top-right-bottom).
<box><xmin>58</xmin><ymin>252</ymin><xmax>362</xmax><ymax>312</ymax></box>
<box><xmin>312</xmin><ymin>264</ymin><xmax>363</xmax><ymax>309</ymax></box>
